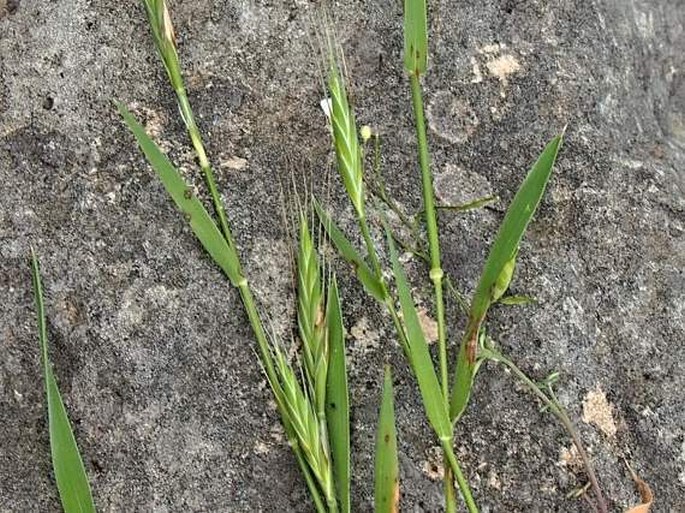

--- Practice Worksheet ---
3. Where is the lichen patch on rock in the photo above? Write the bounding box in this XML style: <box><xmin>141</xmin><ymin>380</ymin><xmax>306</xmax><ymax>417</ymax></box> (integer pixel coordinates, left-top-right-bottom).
<box><xmin>582</xmin><ymin>386</ymin><xmax>617</xmax><ymax>438</ymax></box>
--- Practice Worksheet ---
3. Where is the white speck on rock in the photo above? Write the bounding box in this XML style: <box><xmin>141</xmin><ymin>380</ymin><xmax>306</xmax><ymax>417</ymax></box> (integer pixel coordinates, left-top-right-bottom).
<box><xmin>220</xmin><ymin>156</ymin><xmax>248</xmax><ymax>170</ymax></box>
<box><xmin>349</xmin><ymin>317</ymin><xmax>381</xmax><ymax>357</ymax></box>
<box><xmin>479</xmin><ymin>43</ymin><xmax>502</xmax><ymax>54</ymax></box>
<box><xmin>470</xmin><ymin>56</ymin><xmax>483</xmax><ymax>83</ymax></box>
<box><xmin>486</xmin><ymin>54</ymin><xmax>522</xmax><ymax>84</ymax></box>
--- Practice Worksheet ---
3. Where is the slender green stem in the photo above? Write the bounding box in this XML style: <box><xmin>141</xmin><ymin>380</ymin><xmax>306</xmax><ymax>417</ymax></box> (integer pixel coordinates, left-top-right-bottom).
<box><xmin>482</xmin><ymin>348</ymin><xmax>607</xmax><ymax>513</ymax></box>
<box><xmin>441</xmin><ymin>439</ymin><xmax>478</xmax><ymax>513</ymax></box>
<box><xmin>408</xmin><ymin>72</ymin><xmax>448</xmax><ymax>404</ymax></box>
<box><xmin>410</xmin><ymin>69</ymin><xmax>455</xmax><ymax>513</ymax></box>
<box><xmin>175</xmin><ymin>87</ymin><xmax>235</xmax><ymax>249</ymax></box>
<box><xmin>359</xmin><ymin>216</ymin><xmax>383</xmax><ymax>279</ymax></box>
<box><xmin>291</xmin><ymin>440</ymin><xmax>328</xmax><ymax>513</ymax></box>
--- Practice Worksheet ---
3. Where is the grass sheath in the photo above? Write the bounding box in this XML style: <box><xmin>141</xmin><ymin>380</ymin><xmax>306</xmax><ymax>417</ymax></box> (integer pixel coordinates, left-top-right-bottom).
<box><xmin>31</xmin><ymin>250</ymin><xmax>96</xmax><ymax>513</ymax></box>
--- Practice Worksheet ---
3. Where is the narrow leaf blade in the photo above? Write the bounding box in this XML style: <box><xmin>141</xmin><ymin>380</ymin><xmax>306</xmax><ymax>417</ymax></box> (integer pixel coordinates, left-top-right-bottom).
<box><xmin>470</xmin><ymin>133</ymin><xmax>563</xmax><ymax>321</ymax></box>
<box><xmin>325</xmin><ymin>277</ymin><xmax>351</xmax><ymax>513</ymax></box>
<box><xmin>375</xmin><ymin>366</ymin><xmax>399</xmax><ymax>513</ymax></box>
<box><xmin>386</xmin><ymin>231</ymin><xmax>451</xmax><ymax>440</ymax></box>
<box><xmin>313</xmin><ymin>199</ymin><xmax>386</xmax><ymax>303</ymax></box>
<box><xmin>31</xmin><ymin>252</ymin><xmax>96</xmax><ymax>513</ymax></box>
<box><xmin>116</xmin><ymin>102</ymin><xmax>243</xmax><ymax>286</ymax></box>
<box><xmin>450</xmin><ymin>133</ymin><xmax>564</xmax><ymax>421</ymax></box>
<box><xmin>403</xmin><ymin>0</ymin><xmax>428</xmax><ymax>74</ymax></box>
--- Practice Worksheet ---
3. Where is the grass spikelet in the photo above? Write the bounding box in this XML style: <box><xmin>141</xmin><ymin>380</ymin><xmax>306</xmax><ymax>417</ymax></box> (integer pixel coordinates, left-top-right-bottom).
<box><xmin>324</xmin><ymin>34</ymin><xmax>365</xmax><ymax>221</ymax></box>
<box><xmin>297</xmin><ymin>211</ymin><xmax>327</xmax><ymax>415</ymax></box>
<box><xmin>270</xmin><ymin>345</ymin><xmax>335</xmax><ymax>507</ymax></box>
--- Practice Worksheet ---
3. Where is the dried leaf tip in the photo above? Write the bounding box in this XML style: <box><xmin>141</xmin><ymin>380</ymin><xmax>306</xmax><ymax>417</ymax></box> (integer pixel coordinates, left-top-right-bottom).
<box><xmin>160</xmin><ymin>0</ymin><xmax>176</xmax><ymax>47</ymax></box>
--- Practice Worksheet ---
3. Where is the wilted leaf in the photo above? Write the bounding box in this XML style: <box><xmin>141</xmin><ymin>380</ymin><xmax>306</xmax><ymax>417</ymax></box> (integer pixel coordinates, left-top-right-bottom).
<box><xmin>625</xmin><ymin>462</ymin><xmax>653</xmax><ymax>513</ymax></box>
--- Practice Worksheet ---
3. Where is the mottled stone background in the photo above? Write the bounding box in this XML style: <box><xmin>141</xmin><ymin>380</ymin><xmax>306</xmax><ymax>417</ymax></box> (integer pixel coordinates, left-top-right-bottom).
<box><xmin>1</xmin><ymin>0</ymin><xmax>683</xmax><ymax>511</ymax></box>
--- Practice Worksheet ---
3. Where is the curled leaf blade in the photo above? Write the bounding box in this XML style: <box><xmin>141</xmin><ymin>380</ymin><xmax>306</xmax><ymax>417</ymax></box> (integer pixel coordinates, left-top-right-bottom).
<box><xmin>403</xmin><ymin>0</ymin><xmax>428</xmax><ymax>75</ymax></box>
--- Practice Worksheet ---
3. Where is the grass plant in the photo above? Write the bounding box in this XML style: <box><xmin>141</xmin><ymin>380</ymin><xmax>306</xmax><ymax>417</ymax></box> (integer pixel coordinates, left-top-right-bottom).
<box><xmin>118</xmin><ymin>3</ymin><xmax>351</xmax><ymax>511</ymax></box>
<box><xmin>111</xmin><ymin>1</ymin><xmax>609</xmax><ymax>511</ymax></box>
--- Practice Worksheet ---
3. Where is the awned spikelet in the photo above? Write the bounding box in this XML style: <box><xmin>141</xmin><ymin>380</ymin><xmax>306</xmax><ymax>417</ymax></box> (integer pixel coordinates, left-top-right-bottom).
<box><xmin>297</xmin><ymin>213</ymin><xmax>325</xmax><ymax>395</ymax></box>
<box><xmin>326</xmin><ymin>57</ymin><xmax>365</xmax><ymax>220</ymax></box>
<box><xmin>270</xmin><ymin>345</ymin><xmax>335</xmax><ymax>503</ymax></box>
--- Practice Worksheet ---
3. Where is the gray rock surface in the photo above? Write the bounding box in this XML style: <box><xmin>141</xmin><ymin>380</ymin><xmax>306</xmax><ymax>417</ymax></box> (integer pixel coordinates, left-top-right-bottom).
<box><xmin>1</xmin><ymin>0</ymin><xmax>683</xmax><ymax>511</ymax></box>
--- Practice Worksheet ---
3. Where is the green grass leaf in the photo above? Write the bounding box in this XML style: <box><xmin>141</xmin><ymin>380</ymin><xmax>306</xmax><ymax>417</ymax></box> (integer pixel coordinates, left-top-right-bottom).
<box><xmin>117</xmin><ymin>102</ymin><xmax>244</xmax><ymax>286</ymax></box>
<box><xmin>313</xmin><ymin>199</ymin><xmax>386</xmax><ymax>303</ymax></box>
<box><xmin>386</xmin><ymin>230</ymin><xmax>451</xmax><ymax>441</ymax></box>
<box><xmin>470</xmin><ymin>133</ymin><xmax>562</xmax><ymax>324</ymax></box>
<box><xmin>325</xmin><ymin>276</ymin><xmax>351</xmax><ymax>513</ymax></box>
<box><xmin>450</xmin><ymin>132</ymin><xmax>564</xmax><ymax>421</ymax></box>
<box><xmin>31</xmin><ymin>251</ymin><xmax>96</xmax><ymax>513</ymax></box>
<box><xmin>375</xmin><ymin>366</ymin><xmax>399</xmax><ymax>513</ymax></box>
<box><xmin>403</xmin><ymin>0</ymin><xmax>428</xmax><ymax>75</ymax></box>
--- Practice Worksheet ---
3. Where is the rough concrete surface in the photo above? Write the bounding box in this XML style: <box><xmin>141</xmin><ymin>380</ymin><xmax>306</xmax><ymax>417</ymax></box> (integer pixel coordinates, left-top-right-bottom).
<box><xmin>1</xmin><ymin>0</ymin><xmax>683</xmax><ymax>511</ymax></box>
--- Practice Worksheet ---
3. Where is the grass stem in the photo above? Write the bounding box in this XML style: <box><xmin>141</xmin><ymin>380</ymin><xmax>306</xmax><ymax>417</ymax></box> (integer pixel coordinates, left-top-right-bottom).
<box><xmin>175</xmin><ymin>86</ymin><xmax>235</xmax><ymax>250</ymax></box>
<box><xmin>408</xmin><ymin>73</ymin><xmax>448</xmax><ymax>399</ymax></box>
<box><xmin>409</xmin><ymin>67</ymin><xmax>456</xmax><ymax>513</ymax></box>
<box><xmin>441</xmin><ymin>439</ymin><xmax>479</xmax><ymax>513</ymax></box>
